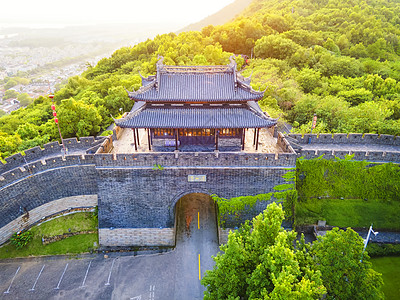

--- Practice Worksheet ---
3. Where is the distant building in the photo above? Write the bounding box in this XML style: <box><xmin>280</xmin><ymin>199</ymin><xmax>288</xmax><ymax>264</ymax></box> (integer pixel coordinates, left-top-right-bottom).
<box><xmin>115</xmin><ymin>56</ymin><xmax>277</xmax><ymax>152</ymax></box>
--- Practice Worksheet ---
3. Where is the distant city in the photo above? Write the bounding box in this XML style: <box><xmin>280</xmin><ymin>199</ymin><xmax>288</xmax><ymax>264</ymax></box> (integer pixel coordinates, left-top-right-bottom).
<box><xmin>0</xmin><ymin>23</ymin><xmax>177</xmax><ymax>114</ymax></box>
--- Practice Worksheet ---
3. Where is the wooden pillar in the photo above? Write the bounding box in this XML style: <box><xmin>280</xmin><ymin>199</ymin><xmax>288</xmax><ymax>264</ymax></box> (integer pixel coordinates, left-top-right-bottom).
<box><xmin>136</xmin><ymin>128</ymin><xmax>140</xmax><ymax>146</ymax></box>
<box><xmin>132</xmin><ymin>129</ymin><xmax>137</xmax><ymax>151</ymax></box>
<box><xmin>241</xmin><ymin>128</ymin><xmax>246</xmax><ymax>150</ymax></box>
<box><xmin>175</xmin><ymin>129</ymin><xmax>179</xmax><ymax>151</ymax></box>
<box><xmin>147</xmin><ymin>128</ymin><xmax>152</xmax><ymax>151</ymax></box>
<box><xmin>215</xmin><ymin>130</ymin><xmax>219</xmax><ymax>151</ymax></box>
<box><xmin>253</xmin><ymin>128</ymin><xmax>257</xmax><ymax>145</ymax></box>
<box><xmin>255</xmin><ymin>128</ymin><xmax>260</xmax><ymax>151</ymax></box>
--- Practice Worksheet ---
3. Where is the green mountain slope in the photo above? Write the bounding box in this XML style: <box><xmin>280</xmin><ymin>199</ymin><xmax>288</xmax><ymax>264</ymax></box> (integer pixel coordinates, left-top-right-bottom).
<box><xmin>178</xmin><ymin>0</ymin><xmax>253</xmax><ymax>33</ymax></box>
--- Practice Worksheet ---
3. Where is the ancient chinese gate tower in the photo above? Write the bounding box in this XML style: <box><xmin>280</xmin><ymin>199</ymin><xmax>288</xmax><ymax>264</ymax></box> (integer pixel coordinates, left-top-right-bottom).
<box><xmin>115</xmin><ymin>56</ymin><xmax>277</xmax><ymax>152</ymax></box>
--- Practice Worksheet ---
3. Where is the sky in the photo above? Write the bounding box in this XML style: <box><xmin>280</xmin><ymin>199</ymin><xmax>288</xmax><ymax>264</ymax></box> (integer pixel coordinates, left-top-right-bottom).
<box><xmin>0</xmin><ymin>0</ymin><xmax>235</xmax><ymax>28</ymax></box>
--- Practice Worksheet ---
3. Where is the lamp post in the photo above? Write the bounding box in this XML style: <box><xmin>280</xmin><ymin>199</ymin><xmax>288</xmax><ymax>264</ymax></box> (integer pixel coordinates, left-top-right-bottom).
<box><xmin>361</xmin><ymin>224</ymin><xmax>378</xmax><ymax>262</ymax></box>
<box><xmin>308</xmin><ymin>114</ymin><xmax>317</xmax><ymax>144</ymax></box>
<box><xmin>49</xmin><ymin>95</ymin><xmax>66</xmax><ymax>155</ymax></box>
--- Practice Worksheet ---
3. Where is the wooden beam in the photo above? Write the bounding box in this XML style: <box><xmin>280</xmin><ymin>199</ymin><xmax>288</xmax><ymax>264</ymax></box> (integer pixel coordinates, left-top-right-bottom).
<box><xmin>215</xmin><ymin>130</ymin><xmax>219</xmax><ymax>151</ymax></box>
<box><xmin>175</xmin><ymin>129</ymin><xmax>179</xmax><ymax>151</ymax></box>
<box><xmin>253</xmin><ymin>128</ymin><xmax>257</xmax><ymax>145</ymax></box>
<box><xmin>255</xmin><ymin>128</ymin><xmax>260</xmax><ymax>151</ymax></box>
<box><xmin>147</xmin><ymin>128</ymin><xmax>151</xmax><ymax>151</ymax></box>
<box><xmin>136</xmin><ymin>128</ymin><xmax>140</xmax><ymax>146</ymax></box>
<box><xmin>132</xmin><ymin>129</ymin><xmax>137</xmax><ymax>151</ymax></box>
<box><xmin>241</xmin><ymin>128</ymin><xmax>246</xmax><ymax>150</ymax></box>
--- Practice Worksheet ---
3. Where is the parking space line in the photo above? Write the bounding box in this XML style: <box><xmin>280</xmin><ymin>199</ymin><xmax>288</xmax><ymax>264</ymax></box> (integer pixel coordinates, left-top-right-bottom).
<box><xmin>55</xmin><ymin>263</ymin><xmax>68</xmax><ymax>290</ymax></box>
<box><xmin>80</xmin><ymin>260</ymin><xmax>92</xmax><ymax>288</ymax></box>
<box><xmin>105</xmin><ymin>258</ymin><xmax>116</xmax><ymax>286</ymax></box>
<box><xmin>149</xmin><ymin>285</ymin><xmax>155</xmax><ymax>300</ymax></box>
<box><xmin>3</xmin><ymin>266</ymin><xmax>20</xmax><ymax>294</ymax></box>
<box><xmin>29</xmin><ymin>265</ymin><xmax>45</xmax><ymax>291</ymax></box>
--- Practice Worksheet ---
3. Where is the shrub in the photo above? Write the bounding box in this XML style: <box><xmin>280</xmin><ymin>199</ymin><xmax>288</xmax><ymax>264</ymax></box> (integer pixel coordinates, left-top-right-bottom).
<box><xmin>10</xmin><ymin>231</ymin><xmax>33</xmax><ymax>249</ymax></box>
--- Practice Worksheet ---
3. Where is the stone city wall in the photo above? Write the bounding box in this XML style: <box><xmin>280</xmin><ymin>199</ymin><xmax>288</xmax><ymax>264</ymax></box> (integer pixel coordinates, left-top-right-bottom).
<box><xmin>0</xmin><ymin>158</ymin><xmax>98</xmax><ymax>229</ymax></box>
<box><xmin>0</xmin><ymin>195</ymin><xmax>97</xmax><ymax>245</ymax></box>
<box><xmin>99</xmin><ymin>228</ymin><xmax>175</xmax><ymax>247</ymax></box>
<box><xmin>95</xmin><ymin>136</ymin><xmax>113</xmax><ymax>154</ymax></box>
<box><xmin>287</xmin><ymin>133</ymin><xmax>400</xmax><ymax>163</ymax></box>
<box><xmin>0</xmin><ymin>136</ymin><xmax>102</xmax><ymax>174</ymax></box>
<box><xmin>288</xmin><ymin>133</ymin><xmax>400</xmax><ymax>146</ymax></box>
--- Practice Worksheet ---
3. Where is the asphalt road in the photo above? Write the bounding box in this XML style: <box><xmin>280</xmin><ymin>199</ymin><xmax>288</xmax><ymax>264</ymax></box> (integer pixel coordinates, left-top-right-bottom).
<box><xmin>0</xmin><ymin>194</ymin><xmax>219</xmax><ymax>300</ymax></box>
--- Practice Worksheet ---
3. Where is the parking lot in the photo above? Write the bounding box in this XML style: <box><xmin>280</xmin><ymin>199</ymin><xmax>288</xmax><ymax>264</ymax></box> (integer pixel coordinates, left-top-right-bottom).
<box><xmin>0</xmin><ymin>252</ymin><xmax>178</xmax><ymax>300</ymax></box>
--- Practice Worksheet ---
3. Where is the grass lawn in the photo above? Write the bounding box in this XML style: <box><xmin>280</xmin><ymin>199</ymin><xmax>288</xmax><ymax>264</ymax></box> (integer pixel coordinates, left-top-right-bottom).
<box><xmin>295</xmin><ymin>198</ymin><xmax>400</xmax><ymax>230</ymax></box>
<box><xmin>371</xmin><ymin>256</ymin><xmax>400</xmax><ymax>300</ymax></box>
<box><xmin>0</xmin><ymin>212</ymin><xmax>98</xmax><ymax>259</ymax></box>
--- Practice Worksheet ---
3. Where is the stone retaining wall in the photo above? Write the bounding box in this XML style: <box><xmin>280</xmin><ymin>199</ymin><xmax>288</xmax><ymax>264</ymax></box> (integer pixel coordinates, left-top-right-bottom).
<box><xmin>0</xmin><ymin>195</ymin><xmax>97</xmax><ymax>245</ymax></box>
<box><xmin>99</xmin><ymin>228</ymin><xmax>175</xmax><ymax>247</ymax></box>
<box><xmin>218</xmin><ymin>228</ymin><xmax>234</xmax><ymax>245</ymax></box>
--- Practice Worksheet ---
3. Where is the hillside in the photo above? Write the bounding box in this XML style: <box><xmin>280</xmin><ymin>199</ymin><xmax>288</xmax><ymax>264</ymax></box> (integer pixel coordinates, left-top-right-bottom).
<box><xmin>1</xmin><ymin>0</ymin><xmax>400</xmax><ymax>160</ymax></box>
<box><xmin>178</xmin><ymin>0</ymin><xmax>252</xmax><ymax>33</ymax></box>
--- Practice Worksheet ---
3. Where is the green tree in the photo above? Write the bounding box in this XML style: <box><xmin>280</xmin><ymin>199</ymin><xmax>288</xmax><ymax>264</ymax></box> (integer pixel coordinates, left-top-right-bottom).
<box><xmin>3</xmin><ymin>89</ymin><xmax>19</xmax><ymax>100</ymax></box>
<box><xmin>202</xmin><ymin>203</ymin><xmax>325</xmax><ymax>299</ymax></box>
<box><xmin>4</xmin><ymin>79</ymin><xmax>18</xmax><ymax>90</ymax></box>
<box><xmin>311</xmin><ymin>228</ymin><xmax>384</xmax><ymax>300</ymax></box>
<box><xmin>17</xmin><ymin>93</ymin><xmax>33</xmax><ymax>107</ymax></box>
<box><xmin>0</xmin><ymin>131</ymin><xmax>22</xmax><ymax>159</ymax></box>
<box><xmin>58</xmin><ymin>98</ymin><xmax>102</xmax><ymax>138</ymax></box>
<box><xmin>296</xmin><ymin>68</ymin><xmax>322</xmax><ymax>94</ymax></box>
<box><xmin>255</xmin><ymin>35</ymin><xmax>301</xmax><ymax>60</ymax></box>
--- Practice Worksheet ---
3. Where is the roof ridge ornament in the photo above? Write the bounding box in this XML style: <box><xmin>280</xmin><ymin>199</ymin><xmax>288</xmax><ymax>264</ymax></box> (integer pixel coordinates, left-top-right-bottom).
<box><xmin>156</xmin><ymin>56</ymin><xmax>164</xmax><ymax>92</ymax></box>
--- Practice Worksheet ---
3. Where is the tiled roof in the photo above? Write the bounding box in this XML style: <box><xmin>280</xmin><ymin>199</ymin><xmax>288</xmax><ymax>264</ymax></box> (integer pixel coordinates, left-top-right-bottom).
<box><xmin>128</xmin><ymin>57</ymin><xmax>264</xmax><ymax>102</ymax></box>
<box><xmin>115</xmin><ymin>103</ymin><xmax>277</xmax><ymax>129</ymax></box>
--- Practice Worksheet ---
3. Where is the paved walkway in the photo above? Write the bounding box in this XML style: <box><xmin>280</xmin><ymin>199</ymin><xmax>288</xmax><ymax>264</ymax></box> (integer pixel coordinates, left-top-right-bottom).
<box><xmin>358</xmin><ymin>231</ymin><xmax>400</xmax><ymax>244</ymax></box>
<box><xmin>301</xmin><ymin>143</ymin><xmax>400</xmax><ymax>153</ymax></box>
<box><xmin>112</xmin><ymin>128</ymin><xmax>284</xmax><ymax>154</ymax></box>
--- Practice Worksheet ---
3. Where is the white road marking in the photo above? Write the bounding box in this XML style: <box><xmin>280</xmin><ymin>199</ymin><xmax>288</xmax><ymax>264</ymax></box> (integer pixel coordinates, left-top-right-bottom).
<box><xmin>105</xmin><ymin>258</ymin><xmax>116</xmax><ymax>286</ymax></box>
<box><xmin>4</xmin><ymin>266</ymin><xmax>20</xmax><ymax>294</ymax></box>
<box><xmin>149</xmin><ymin>285</ymin><xmax>155</xmax><ymax>300</ymax></box>
<box><xmin>130</xmin><ymin>296</ymin><xmax>142</xmax><ymax>300</ymax></box>
<box><xmin>55</xmin><ymin>263</ymin><xmax>68</xmax><ymax>290</ymax></box>
<box><xmin>80</xmin><ymin>260</ymin><xmax>92</xmax><ymax>288</ymax></box>
<box><xmin>29</xmin><ymin>265</ymin><xmax>45</xmax><ymax>291</ymax></box>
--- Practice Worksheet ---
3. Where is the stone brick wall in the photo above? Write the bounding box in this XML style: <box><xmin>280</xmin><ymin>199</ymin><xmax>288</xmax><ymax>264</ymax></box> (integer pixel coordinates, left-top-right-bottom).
<box><xmin>289</xmin><ymin>133</ymin><xmax>400</xmax><ymax>146</ymax></box>
<box><xmin>288</xmin><ymin>133</ymin><xmax>400</xmax><ymax>163</ymax></box>
<box><xmin>0</xmin><ymin>195</ymin><xmax>97</xmax><ymax>245</ymax></box>
<box><xmin>0</xmin><ymin>137</ymin><xmax>101</xmax><ymax>174</ymax></box>
<box><xmin>99</xmin><ymin>228</ymin><xmax>174</xmax><ymax>247</ymax></box>
<box><xmin>97</xmin><ymin>166</ymin><xmax>289</xmax><ymax>230</ymax></box>
<box><xmin>95</xmin><ymin>136</ymin><xmax>113</xmax><ymax>154</ymax></box>
<box><xmin>0</xmin><ymin>160</ymin><xmax>98</xmax><ymax>228</ymax></box>
<box><xmin>218</xmin><ymin>228</ymin><xmax>233</xmax><ymax>245</ymax></box>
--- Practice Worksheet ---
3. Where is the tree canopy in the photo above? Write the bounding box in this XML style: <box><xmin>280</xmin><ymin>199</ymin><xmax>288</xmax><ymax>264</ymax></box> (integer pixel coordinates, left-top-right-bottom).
<box><xmin>202</xmin><ymin>203</ymin><xmax>383</xmax><ymax>300</ymax></box>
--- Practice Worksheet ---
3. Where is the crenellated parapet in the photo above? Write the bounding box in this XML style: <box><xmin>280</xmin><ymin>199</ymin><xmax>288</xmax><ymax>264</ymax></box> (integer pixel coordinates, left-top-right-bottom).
<box><xmin>288</xmin><ymin>133</ymin><xmax>400</xmax><ymax>146</ymax></box>
<box><xmin>286</xmin><ymin>133</ymin><xmax>400</xmax><ymax>163</ymax></box>
<box><xmin>0</xmin><ymin>136</ymin><xmax>104</xmax><ymax>175</ymax></box>
<box><xmin>94</xmin><ymin>152</ymin><xmax>297</xmax><ymax>168</ymax></box>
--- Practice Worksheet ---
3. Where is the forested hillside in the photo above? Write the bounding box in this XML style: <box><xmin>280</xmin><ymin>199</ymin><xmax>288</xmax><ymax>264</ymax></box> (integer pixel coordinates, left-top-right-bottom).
<box><xmin>1</xmin><ymin>0</ymin><xmax>400</xmax><ymax>160</ymax></box>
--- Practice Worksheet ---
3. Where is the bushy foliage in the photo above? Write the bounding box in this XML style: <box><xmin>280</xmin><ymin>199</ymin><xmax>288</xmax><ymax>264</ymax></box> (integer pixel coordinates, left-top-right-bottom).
<box><xmin>202</xmin><ymin>203</ymin><xmax>326</xmax><ymax>299</ymax></box>
<box><xmin>296</xmin><ymin>156</ymin><xmax>400</xmax><ymax>201</ymax></box>
<box><xmin>203</xmin><ymin>204</ymin><xmax>384</xmax><ymax>299</ymax></box>
<box><xmin>10</xmin><ymin>231</ymin><xmax>33</xmax><ymax>249</ymax></box>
